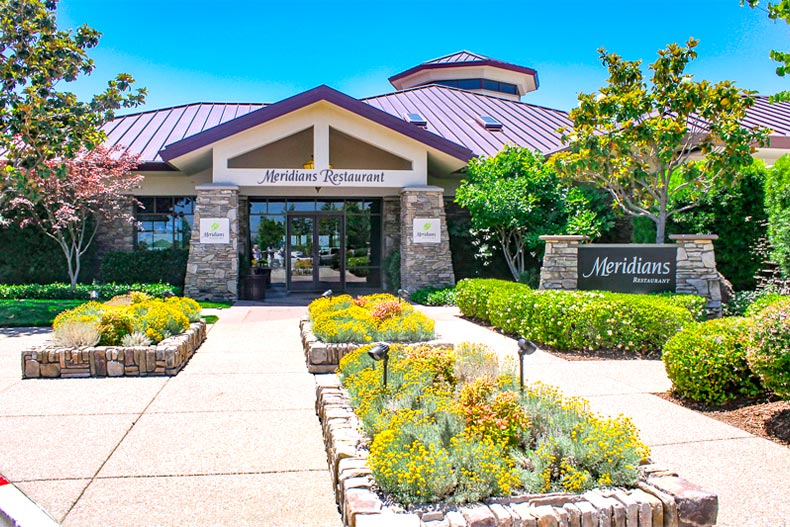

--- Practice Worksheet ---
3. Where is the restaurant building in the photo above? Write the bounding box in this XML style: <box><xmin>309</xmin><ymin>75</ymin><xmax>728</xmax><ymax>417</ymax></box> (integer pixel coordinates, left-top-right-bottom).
<box><xmin>96</xmin><ymin>51</ymin><xmax>790</xmax><ymax>301</ymax></box>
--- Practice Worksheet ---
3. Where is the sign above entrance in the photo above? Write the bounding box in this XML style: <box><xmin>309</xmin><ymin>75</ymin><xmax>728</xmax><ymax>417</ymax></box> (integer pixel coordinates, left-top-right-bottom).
<box><xmin>221</xmin><ymin>168</ymin><xmax>426</xmax><ymax>188</ymax></box>
<box><xmin>577</xmin><ymin>245</ymin><xmax>677</xmax><ymax>294</ymax></box>
<box><xmin>199</xmin><ymin>218</ymin><xmax>230</xmax><ymax>244</ymax></box>
<box><xmin>413</xmin><ymin>218</ymin><xmax>441</xmax><ymax>244</ymax></box>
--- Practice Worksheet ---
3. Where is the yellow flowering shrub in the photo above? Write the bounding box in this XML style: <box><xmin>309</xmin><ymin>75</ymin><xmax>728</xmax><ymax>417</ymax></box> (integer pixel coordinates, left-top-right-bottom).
<box><xmin>309</xmin><ymin>293</ymin><xmax>433</xmax><ymax>343</ymax></box>
<box><xmin>339</xmin><ymin>341</ymin><xmax>650</xmax><ymax>505</ymax></box>
<box><xmin>53</xmin><ymin>296</ymin><xmax>197</xmax><ymax>346</ymax></box>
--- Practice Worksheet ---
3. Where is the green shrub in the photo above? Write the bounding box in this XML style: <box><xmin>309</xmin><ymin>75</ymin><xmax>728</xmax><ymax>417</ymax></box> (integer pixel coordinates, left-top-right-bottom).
<box><xmin>663</xmin><ymin>318</ymin><xmax>764</xmax><ymax>404</ymax></box>
<box><xmin>384</xmin><ymin>249</ymin><xmax>401</xmax><ymax>291</ymax></box>
<box><xmin>410</xmin><ymin>286</ymin><xmax>457</xmax><ymax>306</ymax></box>
<box><xmin>468</xmin><ymin>279</ymin><xmax>698</xmax><ymax>355</ymax></box>
<box><xmin>0</xmin><ymin>282</ymin><xmax>181</xmax><ymax>300</ymax></box>
<box><xmin>100</xmin><ymin>249</ymin><xmax>189</xmax><ymax>287</ymax></box>
<box><xmin>766</xmin><ymin>154</ymin><xmax>790</xmax><ymax>279</ymax></box>
<box><xmin>743</xmin><ymin>293</ymin><xmax>789</xmax><ymax>317</ymax></box>
<box><xmin>455</xmin><ymin>278</ymin><xmax>525</xmax><ymax>320</ymax></box>
<box><xmin>97</xmin><ymin>310</ymin><xmax>134</xmax><ymax>345</ymax></box>
<box><xmin>748</xmin><ymin>300</ymin><xmax>790</xmax><ymax>399</ymax></box>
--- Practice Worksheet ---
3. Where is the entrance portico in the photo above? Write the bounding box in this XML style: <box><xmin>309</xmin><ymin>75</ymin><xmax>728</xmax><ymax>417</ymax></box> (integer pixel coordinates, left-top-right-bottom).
<box><xmin>162</xmin><ymin>86</ymin><xmax>470</xmax><ymax>300</ymax></box>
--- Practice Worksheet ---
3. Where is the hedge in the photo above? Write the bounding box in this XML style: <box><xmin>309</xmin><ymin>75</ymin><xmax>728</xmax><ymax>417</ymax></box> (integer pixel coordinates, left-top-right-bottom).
<box><xmin>100</xmin><ymin>249</ymin><xmax>188</xmax><ymax>287</ymax></box>
<box><xmin>0</xmin><ymin>282</ymin><xmax>181</xmax><ymax>300</ymax></box>
<box><xmin>455</xmin><ymin>278</ymin><xmax>703</xmax><ymax>355</ymax></box>
<box><xmin>663</xmin><ymin>318</ymin><xmax>764</xmax><ymax>405</ymax></box>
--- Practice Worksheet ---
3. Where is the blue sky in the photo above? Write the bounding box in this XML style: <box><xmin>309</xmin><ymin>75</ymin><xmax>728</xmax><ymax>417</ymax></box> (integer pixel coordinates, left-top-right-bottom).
<box><xmin>58</xmin><ymin>0</ymin><xmax>790</xmax><ymax>113</ymax></box>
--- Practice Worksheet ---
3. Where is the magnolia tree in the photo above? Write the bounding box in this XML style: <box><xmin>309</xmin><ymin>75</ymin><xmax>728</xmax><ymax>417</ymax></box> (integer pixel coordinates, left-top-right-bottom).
<box><xmin>0</xmin><ymin>0</ymin><xmax>145</xmax><ymax>214</ymax></box>
<box><xmin>455</xmin><ymin>145</ymin><xmax>610</xmax><ymax>281</ymax></box>
<box><xmin>552</xmin><ymin>39</ymin><xmax>768</xmax><ymax>243</ymax></box>
<box><xmin>4</xmin><ymin>146</ymin><xmax>141</xmax><ymax>287</ymax></box>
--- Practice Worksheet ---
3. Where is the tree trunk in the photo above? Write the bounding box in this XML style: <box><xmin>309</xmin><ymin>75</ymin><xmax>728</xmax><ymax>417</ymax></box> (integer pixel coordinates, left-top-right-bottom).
<box><xmin>655</xmin><ymin>217</ymin><xmax>666</xmax><ymax>244</ymax></box>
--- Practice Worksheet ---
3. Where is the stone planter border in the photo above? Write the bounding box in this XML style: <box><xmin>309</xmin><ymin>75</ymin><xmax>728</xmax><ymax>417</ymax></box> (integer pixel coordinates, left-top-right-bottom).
<box><xmin>315</xmin><ymin>379</ymin><xmax>718</xmax><ymax>527</ymax></box>
<box><xmin>21</xmin><ymin>322</ymin><xmax>206</xmax><ymax>379</ymax></box>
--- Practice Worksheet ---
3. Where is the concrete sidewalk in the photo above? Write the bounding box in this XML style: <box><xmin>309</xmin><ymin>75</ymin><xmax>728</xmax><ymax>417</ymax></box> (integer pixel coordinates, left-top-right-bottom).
<box><xmin>0</xmin><ymin>307</ymin><xmax>341</xmax><ymax>527</ymax></box>
<box><xmin>1</xmin><ymin>304</ymin><xmax>788</xmax><ymax>526</ymax></box>
<box><xmin>424</xmin><ymin>306</ymin><xmax>790</xmax><ymax>527</ymax></box>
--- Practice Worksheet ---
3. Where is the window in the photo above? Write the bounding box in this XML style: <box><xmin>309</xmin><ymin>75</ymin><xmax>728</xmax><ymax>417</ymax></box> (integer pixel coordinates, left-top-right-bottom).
<box><xmin>435</xmin><ymin>78</ymin><xmax>519</xmax><ymax>96</ymax></box>
<box><xmin>135</xmin><ymin>196</ymin><xmax>195</xmax><ymax>250</ymax></box>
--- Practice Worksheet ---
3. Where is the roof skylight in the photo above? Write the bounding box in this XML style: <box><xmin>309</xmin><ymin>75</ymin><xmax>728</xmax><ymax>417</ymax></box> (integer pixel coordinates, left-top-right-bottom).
<box><xmin>404</xmin><ymin>112</ymin><xmax>427</xmax><ymax>127</ymax></box>
<box><xmin>477</xmin><ymin>115</ymin><xmax>503</xmax><ymax>131</ymax></box>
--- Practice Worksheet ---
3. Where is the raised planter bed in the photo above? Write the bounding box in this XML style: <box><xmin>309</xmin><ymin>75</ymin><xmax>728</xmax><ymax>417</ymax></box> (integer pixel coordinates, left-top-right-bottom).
<box><xmin>21</xmin><ymin>321</ymin><xmax>206</xmax><ymax>379</ymax></box>
<box><xmin>315</xmin><ymin>377</ymin><xmax>719</xmax><ymax>527</ymax></box>
<box><xmin>300</xmin><ymin>319</ymin><xmax>449</xmax><ymax>374</ymax></box>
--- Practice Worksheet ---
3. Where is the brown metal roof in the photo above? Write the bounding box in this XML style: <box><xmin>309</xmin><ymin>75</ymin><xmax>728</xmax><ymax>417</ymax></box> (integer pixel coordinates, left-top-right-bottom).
<box><xmin>363</xmin><ymin>85</ymin><xmax>571</xmax><ymax>157</ymax></box>
<box><xmin>425</xmin><ymin>51</ymin><xmax>490</xmax><ymax>64</ymax></box>
<box><xmin>101</xmin><ymin>102</ymin><xmax>266</xmax><ymax>164</ymax></box>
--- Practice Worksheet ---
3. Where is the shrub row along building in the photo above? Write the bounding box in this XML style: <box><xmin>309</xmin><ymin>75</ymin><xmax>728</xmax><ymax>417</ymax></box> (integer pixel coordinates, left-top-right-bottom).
<box><xmin>96</xmin><ymin>51</ymin><xmax>790</xmax><ymax>300</ymax></box>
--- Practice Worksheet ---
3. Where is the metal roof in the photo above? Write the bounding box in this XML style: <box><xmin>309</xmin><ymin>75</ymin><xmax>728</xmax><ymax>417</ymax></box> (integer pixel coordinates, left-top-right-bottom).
<box><xmin>159</xmin><ymin>85</ymin><xmax>473</xmax><ymax>164</ymax></box>
<box><xmin>364</xmin><ymin>85</ymin><xmax>571</xmax><ymax>157</ymax></box>
<box><xmin>425</xmin><ymin>51</ymin><xmax>490</xmax><ymax>64</ymax></box>
<box><xmin>101</xmin><ymin>102</ymin><xmax>265</xmax><ymax>165</ymax></box>
<box><xmin>742</xmin><ymin>96</ymin><xmax>790</xmax><ymax>147</ymax></box>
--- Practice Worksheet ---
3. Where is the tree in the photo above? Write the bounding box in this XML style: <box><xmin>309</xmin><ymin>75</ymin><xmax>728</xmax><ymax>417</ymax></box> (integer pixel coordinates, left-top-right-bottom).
<box><xmin>4</xmin><ymin>146</ymin><xmax>142</xmax><ymax>287</ymax></box>
<box><xmin>455</xmin><ymin>145</ymin><xmax>611</xmax><ymax>281</ymax></box>
<box><xmin>765</xmin><ymin>154</ymin><xmax>790</xmax><ymax>277</ymax></box>
<box><xmin>552</xmin><ymin>39</ymin><xmax>768</xmax><ymax>243</ymax></box>
<box><xmin>0</xmin><ymin>0</ymin><xmax>145</xmax><ymax>205</ymax></box>
<box><xmin>745</xmin><ymin>0</ymin><xmax>790</xmax><ymax>101</ymax></box>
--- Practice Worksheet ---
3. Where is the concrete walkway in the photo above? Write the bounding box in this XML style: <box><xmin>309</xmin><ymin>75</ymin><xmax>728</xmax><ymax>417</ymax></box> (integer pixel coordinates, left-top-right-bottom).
<box><xmin>0</xmin><ymin>306</ymin><xmax>341</xmax><ymax>527</ymax></box>
<box><xmin>1</xmin><ymin>304</ymin><xmax>788</xmax><ymax>526</ymax></box>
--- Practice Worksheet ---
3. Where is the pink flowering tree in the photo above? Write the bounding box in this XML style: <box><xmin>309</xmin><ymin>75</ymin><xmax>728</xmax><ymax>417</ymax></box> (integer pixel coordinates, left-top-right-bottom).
<box><xmin>4</xmin><ymin>146</ymin><xmax>142</xmax><ymax>287</ymax></box>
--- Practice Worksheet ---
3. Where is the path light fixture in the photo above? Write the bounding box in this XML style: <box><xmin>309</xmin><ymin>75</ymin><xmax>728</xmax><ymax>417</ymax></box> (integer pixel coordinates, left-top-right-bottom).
<box><xmin>516</xmin><ymin>337</ymin><xmax>538</xmax><ymax>391</ymax></box>
<box><xmin>89</xmin><ymin>290</ymin><xmax>99</xmax><ymax>301</ymax></box>
<box><xmin>397</xmin><ymin>288</ymin><xmax>409</xmax><ymax>304</ymax></box>
<box><xmin>367</xmin><ymin>342</ymin><xmax>390</xmax><ymax>387</ymax></box>
<box><xmin>321</xmin><ymin>289</ymin><xmax>333</xmax><ymax>303</ymax></box>
<box><xmin>162</xmin><ymin>290</ymin><xmax>176</xmax><ymax>299</ymax></box>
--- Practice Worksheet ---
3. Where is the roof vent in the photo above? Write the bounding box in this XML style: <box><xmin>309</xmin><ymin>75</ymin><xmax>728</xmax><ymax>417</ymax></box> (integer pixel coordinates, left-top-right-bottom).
<box><xmin>477</xmin><ymin>115</ymin><xmax>503</xmax><ymax>131</ymax></box>
<box><xmin>404</xmin><ymin>112</ymin><xmax>427</xmax><ymax>127</ymax></box>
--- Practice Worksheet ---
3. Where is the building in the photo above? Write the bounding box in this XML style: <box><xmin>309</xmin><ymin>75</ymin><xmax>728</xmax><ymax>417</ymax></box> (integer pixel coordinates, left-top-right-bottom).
<box><xmin>97</xmin><ymin>51</ymin><xmax>790</xmax><ymax>301</ymax></box>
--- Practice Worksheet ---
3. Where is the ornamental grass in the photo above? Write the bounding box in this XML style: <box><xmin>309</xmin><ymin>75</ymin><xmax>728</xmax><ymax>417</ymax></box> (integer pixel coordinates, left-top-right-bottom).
<box><xmin>53</xmin><ymin>293</ymin><xmax>201</xmax><ymax>346</ymax></box>
<box><xmin>338</xmin><ymin>342</ymin><xmax>649</xmax><ymax>505</ymax></box>
<box><xmin>309</xmin><ymin>293</ymin><xmax>435</xmax><ymax>343</ymax></box>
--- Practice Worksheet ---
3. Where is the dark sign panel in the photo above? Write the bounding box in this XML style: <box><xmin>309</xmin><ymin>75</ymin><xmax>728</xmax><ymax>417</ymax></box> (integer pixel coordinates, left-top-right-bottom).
<box><xmin>577</xmin><ymin>245</ymin><xmax>677</xmax><ymax>294</ymax></box>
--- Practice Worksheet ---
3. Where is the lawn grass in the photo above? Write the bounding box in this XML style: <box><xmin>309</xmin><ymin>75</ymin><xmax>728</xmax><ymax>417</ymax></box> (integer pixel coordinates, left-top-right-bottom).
<box><xmin>0</xmin><ymin>299</ymin><xmax>87</xmax><ymax>327</ymax></box>
<box><xmin>1</xmin><ymin>298</ymin><xmax>228</xmax><ymax>327</ymax></box>
<box><xmin>198</xmin><ymin>301</ymin><xmax>232</xmax><ymax>309</ymax></box>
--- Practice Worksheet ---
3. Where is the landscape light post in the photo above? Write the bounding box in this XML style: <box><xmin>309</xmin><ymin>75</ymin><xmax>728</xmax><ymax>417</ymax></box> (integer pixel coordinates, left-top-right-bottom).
<box><xmin>397</xmin><ymin>289</ymin><xmax>409</xmax><ymax>304</ymax></box>
<box><xmin>367</xmin><ymin>342</ymin><xmax>390</xmax><ymax>387</ymax></box>
<box><xmin>516</xmin><ymin>337</ymin><xmax>538</xmax><ymax>391</ymax></box>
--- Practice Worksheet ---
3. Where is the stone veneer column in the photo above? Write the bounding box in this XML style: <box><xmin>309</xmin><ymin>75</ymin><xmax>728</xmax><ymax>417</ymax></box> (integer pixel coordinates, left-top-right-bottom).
<box><xmin>184</xmin><ymin>184</ymin><xmax>239</xmax><ymax>302</ymax></box>
<box><xmin>399</xmin><ymin>186</ymin><xmax>455</xmax><ymax>292</ymax></box>
<box><xmin>670</xmin><ymin>234</ymin><xmax>722</xmax><ymax>318</ymax></box>
<box><xmin>538</xmin><ymin>235</ymin><xmax>590</xmax><ymax>290</ymax></box>
<box><xmin>94</xmin><ymin>203</ymin><xmax>135</xmax><ymax>257</ymax></box>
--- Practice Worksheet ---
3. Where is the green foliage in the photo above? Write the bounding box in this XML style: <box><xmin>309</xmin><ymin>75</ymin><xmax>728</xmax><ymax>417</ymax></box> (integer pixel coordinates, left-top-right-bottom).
<box><xmin>339</xmin><ymin>344</ymin><xmax>648</xmax><ymax>505</ymax></box>
<box><xmin>0</xmin><ymin>282</ymin><xmax>180</xmax><ymax>300</ymax></box>
<box><xmin>383</xmin><ymin>249</ymin><xmax>401</xmax><ymax>291</ymax></box>
<box><xmin>100</xmin><ymin>249</ymin><xmax>188</xmax><ymax>287</ymax></box>
<box><xmin>456</xmin><ymin>146</ymin><xmax>613</xmax><ymax>281</ymax></box>
<box><xmin>553</xmin><ymin>38</ymin><xmax>768</xmax><ymax>243</ymax></box>
<box><xmin>97</xmin><ymin>310</ymin><xmax>134</xmax><ymax>345</ymax></box>
<box><xmin>662</xmin><ymin>318</ymin><xmax>764</xmax><ymax>404</ymax></box>
<box><xmin>765</xmin><ymin>154</ymin><xmax>790</xmax><ymax>277</ymax></box>
<box><xmin>744</xmin><ymin>292</ymin><xmax>789</xmax><ymax>316</ymax></box>
<box><xmin>748</xmin><ymin>300</ymin><xmax>790</xmax><ymax>399</ymax></box>
<box><xmin>0</xmin><ymin>0</ymin><xmax>145</xmax><ymax>180</ymax></box>
<box><xmin>656</xmin><ymin>161</ymin><xmax>767</xmax><ymax>290</ymax></box>
<box><xmin>457</xmin><ymin>279</ymin><xmax>701</xmax><ymax>355</ymax></box>
<box><xmin>0</xmin><ymin>219</ymin><xmax>98</xmax><ymax>284</ymax></box>
<box><xmin>410</xmin><ymin>286</ymin><xmax>457</xmax><ymax>306</ymax></box>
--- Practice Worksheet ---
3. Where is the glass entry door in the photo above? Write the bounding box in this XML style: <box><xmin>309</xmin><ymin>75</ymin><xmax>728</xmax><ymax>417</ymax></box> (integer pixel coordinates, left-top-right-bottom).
<box><xmin>287</xmin><ymin>214</ymin><xmax>344</xmax><ymax>291</ymax></box>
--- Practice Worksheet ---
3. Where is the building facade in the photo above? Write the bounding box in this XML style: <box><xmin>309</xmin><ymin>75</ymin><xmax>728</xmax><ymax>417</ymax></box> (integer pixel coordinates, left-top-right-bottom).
<box><xmin>97</xmin><ymin>51</ymin><xmax>790</xmax><ymax>301</ymax></box>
